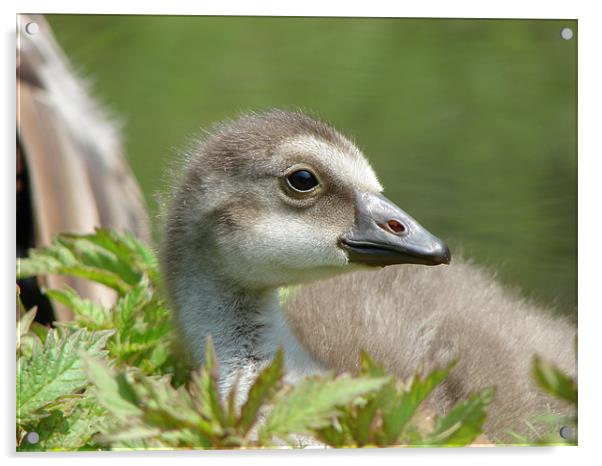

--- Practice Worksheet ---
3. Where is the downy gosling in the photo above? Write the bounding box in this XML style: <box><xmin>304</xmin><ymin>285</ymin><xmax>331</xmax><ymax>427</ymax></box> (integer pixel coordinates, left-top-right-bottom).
<box><xmin>161</xmin><ymin>109</ymin><xmax>575</xmax><ymax>442</ymax></box>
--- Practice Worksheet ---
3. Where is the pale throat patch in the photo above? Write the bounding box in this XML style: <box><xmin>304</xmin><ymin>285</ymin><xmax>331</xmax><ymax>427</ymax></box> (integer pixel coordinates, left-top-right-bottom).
<box><xmin>278</xmin><ymin>135</ymin><xmax>383</xmax><ymax>193</ymax></box>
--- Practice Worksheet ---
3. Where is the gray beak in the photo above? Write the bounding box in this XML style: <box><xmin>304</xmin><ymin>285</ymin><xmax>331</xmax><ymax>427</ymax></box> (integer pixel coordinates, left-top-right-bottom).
<box><xmin>340</xmin><ymin>190</ymin><xmax>451</xmax><ymax>267</ymax></box>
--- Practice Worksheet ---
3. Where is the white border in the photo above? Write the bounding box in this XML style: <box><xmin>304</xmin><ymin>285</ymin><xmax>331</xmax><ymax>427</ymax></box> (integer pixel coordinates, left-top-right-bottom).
<box><xmin>3</xmin><ymin>1</ymin><xmax>600</xmax><ymax>465</ymax></box>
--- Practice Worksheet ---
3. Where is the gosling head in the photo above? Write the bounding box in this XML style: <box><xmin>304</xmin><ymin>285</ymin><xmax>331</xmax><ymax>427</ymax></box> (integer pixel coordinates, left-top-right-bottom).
<box><xmin>164</xmin><ymin>109</ymin><xmax>450</xmax><ymax>292</ymax></box>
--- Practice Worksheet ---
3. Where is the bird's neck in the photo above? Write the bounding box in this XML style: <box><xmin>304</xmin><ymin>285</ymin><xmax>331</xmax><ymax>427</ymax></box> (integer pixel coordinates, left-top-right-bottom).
<box><xmin>175</xmin><ymin>265</ymin><xmax>324</xmax><ymax>394</ymax></box>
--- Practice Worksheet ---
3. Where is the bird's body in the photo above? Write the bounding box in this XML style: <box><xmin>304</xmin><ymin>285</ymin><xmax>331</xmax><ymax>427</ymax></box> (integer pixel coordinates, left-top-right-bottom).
<box><xmin>286</xmin><ymin>260</ymin><xmax>575</xmax><ymax>439</ymax></box>
<box><xmin>161</xmin><ymin>109</ymin><xmax>575</xmax><ymax>443</ymax></box>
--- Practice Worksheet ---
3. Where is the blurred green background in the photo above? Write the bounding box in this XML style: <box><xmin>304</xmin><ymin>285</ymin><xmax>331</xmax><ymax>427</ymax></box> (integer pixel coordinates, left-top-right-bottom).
<box><xmin>46</xmin><ymin>16</ymin><xmax>577</xmax><ymax>317</ymax></box>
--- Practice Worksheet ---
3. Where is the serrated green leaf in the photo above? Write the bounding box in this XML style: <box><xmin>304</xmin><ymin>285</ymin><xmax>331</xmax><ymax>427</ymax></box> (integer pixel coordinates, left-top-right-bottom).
<box><xmin>381</xmin><ymin>363</ymin><xmax>454</xmax><ymax>445</ymax></box>
<box><xmin>82</xmin><ymin>355</ymin><xmax>142</xmax><ymax>422</ymax></box>
<box><xmin>56</xmin><ymin>235</ymin><xmax>141</xmax><ymax>286</ymax></box>
<box><xmin>86</xmin><ymin>360</ymin><xmax>216</xmax><ymax>448</ymax></box>
<box><xmin>424</xmin><ymin>386</ymin><xmax>495</xmax><ymax>446</ymax></box>
<box><xmin>350</xmin><ymin>352</ymin><xmax>397</xmax><ymax>446</ymax></box>
<box><xmin>18</xmin><ymin>396</ymin><xmax>108</xmax><ymax>452</ymax></box>
<box><xmin>259</xmin><ymin>374</ymin><xmax>388</xmax><ymax>443</ymax></box>
<box><xmin>17</xmin><ymin>234</ymin><xmax>138</xmax><ymax>294</ymax></box>
<box><xmin>532</xmin><ymin>356</ymin><xmax>577</xmax><ymax>405</ymax></box>
<box><xmin>191</xmin><ymin>335</ymin><xmax>226</xmax><ymax>426</ymax></box>
<box><xmin>349</xmin><ymin>388</ymin><xmax>392</xmax><ymax>446</ymax></box>
<box><xmin>45</xmin><ymin>287</ymin><xmax>112</xmax><ymax>330</ymax></box>
<box><xmin>71</xmin><ymin>229</ymin><xmax>158</xmax><ymax>274</ymax></box>
<box><xmin>17</xmin><ymin>333</ymin><xmax>43</xmax><ymax>360</ymax></box>
<box><xmin>19</xmin><ymin>254</ymin><xmax>131</xmax><ymax>294</ymax></box>
<box><xmin>113</xmin><ymin>278</ymin><xmax>153</xmax><ymax>334</ymax></box>
<box><xmin>17</xmin><ymin>243</ymin><xmax>74</xmax><ymax>278</ymax></box>
<box><xmin>133</xmin><ymin>376</ymin><xmax>205</xmax><ymax>431</ymax></box>
<box><xmin>238</xmin><ymin>350</ymin><xmax>284</xmax><ymax>435</ymax></box>
<box><xmin>17</xmin><ymin>328</ymin><xmax>113</xmax><ymax>425</ymax></box>
<box><xmin>190</xmin><ymin>337</ymin><xmax>226</xmax><ymax>430</ymax></box>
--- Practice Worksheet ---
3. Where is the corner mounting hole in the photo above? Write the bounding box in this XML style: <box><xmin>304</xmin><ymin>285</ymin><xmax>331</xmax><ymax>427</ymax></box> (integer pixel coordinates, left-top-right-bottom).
<box><xmin>25</xmin><ymin>22</ymin><xmax>39</xmax><ymax>35</ymax></box>
<box><xmin>26</xmin><ymin>431</ymin><xmax>39</xmax><ymax>444</ymax></box>
<box><xmin>559</xmin><ymin>425</ymin><xmax>575</xmax><ymax>440</ymax></box>
<box><xmin>560</xmin><ymin>27</ymin><xmax>573</xmax><ymax>41</ymax></box>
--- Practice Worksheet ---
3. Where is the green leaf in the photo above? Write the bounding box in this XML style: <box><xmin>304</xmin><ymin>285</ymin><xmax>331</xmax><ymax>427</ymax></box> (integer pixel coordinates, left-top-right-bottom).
<box><xmin>17</xmin><ymin>328</ymin><xmax>113</xmax><ymax>424</ymax></box>
<box><xmin>17</xmin><ymin>229</ymin><xmax>159</xmax><ymax>290</ymax></box>
<box><xmin>191</xmin><ymin>337</ymin><xmax>226</xmax><ymax>428</ymax></box>
<box><xmin>381</xmin><ymin>363</ymin><xmax>454</xmax><ymax>445</ymax></box>
<box><xmin>424</xmin><ymin>386</ymin><xmax>496</xmax><ymax>446</ymax></box>
<box><xmin>18</xmin><ymin>333</ymin><xmax>43</xmax><ymax>360</ymax></box>
<box><xmin>45</xmin><ymin>287</ymin><xmax>112</xmax><ymax>329</ymax></box>
<box><xmin>532</xmin><ymin>356</ymin><xmax>577</xmax><ymax>405</ymax></box>
<box><xmin>86</xmin><ymin>358</ymin><xmax>216</xmax><ymax>448</ymax></box>
<box><xmin>113</xmin><ymin>278</ymin><xmax>153</xmax><ymax>334</ymax></box>
<box><xmin>144</xmin><ymin>345</ymin><xmax>171</xmax><ymax>372</ymax></box>
<box><xmin>71</xmin><ymin>229</ymin><xmax>158</xmax><ymax>275</ymax></box>
<box><xmin>82</xmin><ymin>355</ymin><xmax>143</xmax><ymax>422</ymax></box>
<box><xmin>135</xmin><ymin>379</ymin><xmax>201</xmax><ymax>431</ymax></box>
<box><xmin>350</xmin><ymin>352</ymin><xmax>397</xmax><ymax>445</ymax></box>
<box><xmin>57</xmin><ymin>235</ymin><xmax>141</xmax><ymax>286</ymax></box>
<box><xmin>350</xmin><ymin>401</ymin><xmax>377</xmax><ymax>445</ymax></box>
<box><xmin>18</xmin><ymin>245</ymin><xmax>131</xmax><ymax>294</ymax></box>
<box><xmin>16</xmin><ymin>232</ymin><xmax>146</xmax><ymax>294</ymax></box>
<box><xmin>259</xmin><ymin>374</ymin><xmax>388</xmax><ymax>443</ymax></box>
<box><xmin>18</xmin><ymin>396</ymin><xmax>108</xmax><ymax>451</ymax></box>
<box><xmin>238</xmin><ymin>349</ymin><xmax>284</xmax><ymax>435</ymax></box>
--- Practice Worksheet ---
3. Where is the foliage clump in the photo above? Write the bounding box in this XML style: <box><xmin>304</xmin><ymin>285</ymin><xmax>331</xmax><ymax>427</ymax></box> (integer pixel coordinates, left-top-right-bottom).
<box><xmin>16</xmin><ymin>229</ymin><xmax>576</xmax><ymax>450</ymax></box>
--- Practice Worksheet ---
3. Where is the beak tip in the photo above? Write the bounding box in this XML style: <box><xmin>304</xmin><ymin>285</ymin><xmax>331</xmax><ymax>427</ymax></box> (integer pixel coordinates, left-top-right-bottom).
<box><xmin>435</xmin><ymin>243</ymin><xmax>452</xmax><ymax>265</ymax></box>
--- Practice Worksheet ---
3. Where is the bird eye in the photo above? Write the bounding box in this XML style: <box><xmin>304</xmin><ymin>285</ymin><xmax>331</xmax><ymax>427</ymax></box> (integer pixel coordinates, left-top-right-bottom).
<box><xmin>286</xmin><ymin>169</ymin><xmax>319</xmax><ymax>192</ymax></box>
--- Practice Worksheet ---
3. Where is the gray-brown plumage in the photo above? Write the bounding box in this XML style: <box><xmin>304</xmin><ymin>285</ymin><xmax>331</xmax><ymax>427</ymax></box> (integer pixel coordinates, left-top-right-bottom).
<box><xmin>161</xmin><ymin>109</ymin><xmax>575</xmax><ymax>444</ymax></box>
<box><xmin>286</xmin><ymin>261</ymin><xmax>575</xmax><ymax>441</ymax></box>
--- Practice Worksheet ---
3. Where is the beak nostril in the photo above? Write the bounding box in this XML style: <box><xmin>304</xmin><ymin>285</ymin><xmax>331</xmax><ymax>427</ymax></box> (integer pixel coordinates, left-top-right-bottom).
<box><xmin>386</xmin><ymin>219</ymin><xmax>406</xmax><ymax>235</ymax></box>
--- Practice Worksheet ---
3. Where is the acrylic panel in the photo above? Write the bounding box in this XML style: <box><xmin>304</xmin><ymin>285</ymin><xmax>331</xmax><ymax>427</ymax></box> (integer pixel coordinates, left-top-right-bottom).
<box><xmin>16</xmin><ymin>14</ymin><xmax>577</xmax><ymax>451</ymax></box>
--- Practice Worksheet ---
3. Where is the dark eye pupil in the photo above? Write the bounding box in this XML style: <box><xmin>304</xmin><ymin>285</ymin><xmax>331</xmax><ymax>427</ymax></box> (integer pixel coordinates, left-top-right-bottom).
<box><xmin>288</xmin><ymin>170</ymin><xmax>318</xmax><ymax>191</ymax></box>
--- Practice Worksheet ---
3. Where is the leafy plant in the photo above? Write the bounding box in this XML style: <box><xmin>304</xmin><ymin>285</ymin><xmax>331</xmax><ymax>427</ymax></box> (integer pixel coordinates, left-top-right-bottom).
<box><xmin>18</xmin><ymin>229</ymin><xmax>188</xmax><ymax>382</ymax></box>
<box><xmin>16</xmin><ymin>306</ymin><xmax>113</xmax><ymax>450</ymax></box>
<box><xmin>313</xmin><ymin>353</ymin><xmax>494</xmax><ymax>447</ymax></box>
<box><xmin>79</xmin><ymin>338</ymin><xmax>390</xmax><ymax>449</ymax></box>
<box><xmin>20</xmin><ymin>228</ymin><xmax>566</xmax><ymax>451</ymax></box>
<box><xmin>16</xmin><ymin>229</ymin><xmax>188</xmax><ymax>450</ymax></box>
